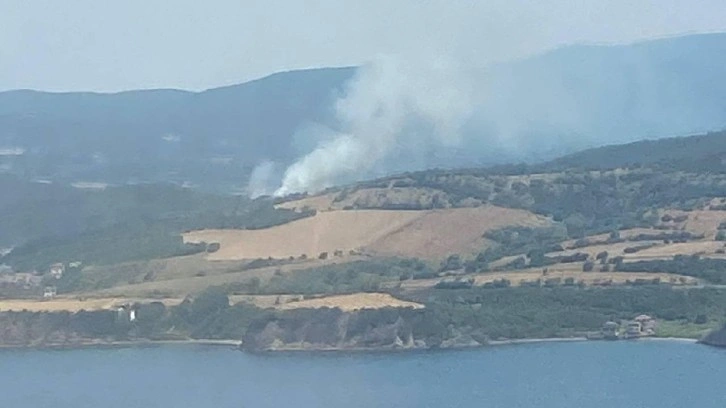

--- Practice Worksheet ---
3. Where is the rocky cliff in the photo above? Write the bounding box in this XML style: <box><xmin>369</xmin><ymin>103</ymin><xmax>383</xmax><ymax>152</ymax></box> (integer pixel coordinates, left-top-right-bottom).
<box><xmin>241</xmin><ymin>307</ymin><xmax>489</xmax><ymax>351</ymax></box>
<box><xmin>701</xmin><ymin>325</ymin><xmax>726</xmax><ymax>348</ymax></box>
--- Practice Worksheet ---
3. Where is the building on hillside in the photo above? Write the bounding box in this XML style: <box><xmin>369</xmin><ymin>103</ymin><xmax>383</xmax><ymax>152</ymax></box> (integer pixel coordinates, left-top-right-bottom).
<box><xmin>43</xmin><ymin>286</ymin><xmax>57</xmax><ymax>299</ymax></box>
<box><xmin>49</xmin><ymin>263</ymin><xmax>65</xmax><ymax>279</ymax></box>
<box><xmin>634</xmin><ymin>314</ymin><xmax>656</xmax><ymax>334</ymax></box>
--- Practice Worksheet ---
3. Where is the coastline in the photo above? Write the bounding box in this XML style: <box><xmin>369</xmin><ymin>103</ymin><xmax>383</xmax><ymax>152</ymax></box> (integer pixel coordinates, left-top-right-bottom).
<box><xmin>0</xmin><ymin>338</ymin><xmax>242</xmax><ymax>351</ymax></box>
<box><xmin>0</xmin><ymin>336</ymin><xmax>705</xmax><ymax>352</ymax></box>
<box><xmin>638</xmin><ymin>336</ymin><xmax>699</xmax><ymax>343</ymax></box>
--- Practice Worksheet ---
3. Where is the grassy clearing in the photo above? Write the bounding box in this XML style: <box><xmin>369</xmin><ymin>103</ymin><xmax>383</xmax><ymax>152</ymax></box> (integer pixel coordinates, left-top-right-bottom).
<box><xmin>654</xmin><ymin>320</ymin><xmax>720</xmax><ymax>339</ymax></box>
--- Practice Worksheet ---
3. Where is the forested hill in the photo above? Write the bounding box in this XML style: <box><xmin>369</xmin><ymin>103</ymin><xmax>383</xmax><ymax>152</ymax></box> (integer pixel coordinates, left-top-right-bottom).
<box><xmin>541</xmin><ymin>130</ymin><xmax>726</xmax><ymax>173</ymax></box>
<box><xmin>0</xmin><ymin>174</ymin><xmax>310</xmax><ymax>268</ymax></box>
<box><xmin>0</xmin><ymin>67</ymin><xmax>355</xmax><ymax>191</ymax></box>
<box><xmin>2</xmin><ymin>33</ymin><xmax>726</xmax><ymax>191</ymax></box>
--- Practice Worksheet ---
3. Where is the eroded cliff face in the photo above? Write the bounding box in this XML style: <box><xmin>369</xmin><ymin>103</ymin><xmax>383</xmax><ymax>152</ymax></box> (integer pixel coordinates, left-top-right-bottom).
<box><xmin>0</xmin><ymin>311</ymin><xmax>121</xmax><ymax>347</ymax></box>
<box><xmin>243</xmin><ymin>308</ymin><xmax>416</xmax><ymax>351</ymax></box>
<box><xmin>701</xmin><ymin>326</ymin><xmax>726</xmax><ymax>348</ymax></box>
<box><xmin>241</xmin><ymin>307</ymin><xmax>487</xmax><ymax>351</ymax></box>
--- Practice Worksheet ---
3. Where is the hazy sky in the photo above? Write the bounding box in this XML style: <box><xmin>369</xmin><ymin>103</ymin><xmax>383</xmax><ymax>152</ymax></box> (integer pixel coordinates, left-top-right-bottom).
<box><xmin>2</xmin><ymin>0</ymin><xmax>725</xmax><ymax>92</ymax></box>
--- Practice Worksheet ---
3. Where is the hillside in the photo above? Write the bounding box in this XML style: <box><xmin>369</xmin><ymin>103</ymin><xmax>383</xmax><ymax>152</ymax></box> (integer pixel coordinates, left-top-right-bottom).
<box><xmin>543</xmin><ymin>130</ymin><xmax>726</xmax><ymax>172</ymax></box>
<box><xmin>0</xmin><ymin>176</ymin><xmax>311</xmax><ymax>268</ymax></box>
<box><xmin>3</xmin><ymin>131</ymin><xmax>726</xmax><ymax>348</ymax></box>
<box><xmin>2</xmin><ymin>34</ymin><xmax>726</xmax><ymax>191</ymax></box>
<box><xmin>183</xmin><ymin>206</ymin><xmax>550</xmax><ymax>261</ymax></box>
<box><xmin>0</xmin><ymin>67</ymin><xmax>355</xmax><ymax>191</ymax></box>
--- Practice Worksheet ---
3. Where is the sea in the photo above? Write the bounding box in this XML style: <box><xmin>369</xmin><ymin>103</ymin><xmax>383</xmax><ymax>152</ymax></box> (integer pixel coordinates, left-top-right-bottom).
<box><xmin>1</xmin><ymin>340</ymin><xmax>725</xmax><ymax>408</ymax></box>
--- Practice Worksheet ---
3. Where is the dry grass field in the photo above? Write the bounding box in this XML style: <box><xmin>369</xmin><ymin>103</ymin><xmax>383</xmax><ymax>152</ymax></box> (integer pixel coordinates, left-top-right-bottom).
<box><xmin>398</xmin><ymin>267</ymin><xmax>698</xmax><ymax>291</ymax></box>
<box><xmin>90</xmin><ymin>257</ymin><xmax>353</xmax><ymax>298</ymax></box>
<box><xmin>275</xmin><ymin>187</ymin><xmax>447</xmax><ymax>212</ymax></box>
<box><xmin>0</xmin><ymin>297</ymin><xmax>184</xmax><ymax>312</ymax></box>
<box><xmin>184</xmin><ymin>206</ymin><xmax>550</xmax><ymax>261</ymax></box>
<box><xmin>274</xmin><ymin>292</ymin><xmax>424</xmax><ymax>312</ymax></box>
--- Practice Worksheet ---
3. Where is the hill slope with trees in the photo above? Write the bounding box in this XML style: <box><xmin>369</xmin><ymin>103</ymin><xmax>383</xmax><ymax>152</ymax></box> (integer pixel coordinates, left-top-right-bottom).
<box><xmin>2</xmin><ymin>34</ymin><xmax>726</xmax><ymax>191</ymax></box>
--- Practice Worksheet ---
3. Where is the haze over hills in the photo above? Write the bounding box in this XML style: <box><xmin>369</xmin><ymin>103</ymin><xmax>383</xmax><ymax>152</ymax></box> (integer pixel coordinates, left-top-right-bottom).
<box><xmin>1</xmin><ymin>33</ymin><xmax>725</xmax><ymax>194</ymax></box>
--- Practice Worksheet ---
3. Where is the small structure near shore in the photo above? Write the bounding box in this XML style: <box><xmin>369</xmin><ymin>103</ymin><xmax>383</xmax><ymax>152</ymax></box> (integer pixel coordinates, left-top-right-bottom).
<box><xmin>592</xmin><ymin>315</ymin><xmax>657</xmax><ymax>340</ymax></box>
<box><xmin>602</xmin><ymin>321</ymin><xmax>619</xmax><ymax>340</ymax></box>
<box><xmin>635</xmin><ymin>314</ymin><xmax>656</xmax><ymax>333</ymax></box>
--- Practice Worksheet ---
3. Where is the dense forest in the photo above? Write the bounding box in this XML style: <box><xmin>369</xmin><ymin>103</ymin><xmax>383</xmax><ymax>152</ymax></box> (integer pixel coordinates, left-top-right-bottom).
<box><xmin>0</xmin><ymin>177</ymin><xmax>313</xmax><ymax>270</ymax></box>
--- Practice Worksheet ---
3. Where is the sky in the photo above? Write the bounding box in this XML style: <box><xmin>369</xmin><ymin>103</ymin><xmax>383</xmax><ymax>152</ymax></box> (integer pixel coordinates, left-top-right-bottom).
<box><xmin>2</xmin><ymin>0</ymin><xmax>726</xmax><ymax>92</ymax></box>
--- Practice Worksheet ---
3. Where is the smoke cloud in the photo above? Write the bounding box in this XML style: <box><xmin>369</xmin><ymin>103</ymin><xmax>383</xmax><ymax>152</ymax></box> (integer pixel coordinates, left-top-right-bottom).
<box><xmin>264</xmin><ymin>35</ymin><xmax>726</xmax><ymax>197</ymax></box>
<box><xmin>247</xmin><ymin>160</ymin><xmax>279</xmax><ymax>198</ymax></box>
<box><xmin>274</xmin><ymin>56</ymin><xmax>473</xmax><ymax>196</ymax></box>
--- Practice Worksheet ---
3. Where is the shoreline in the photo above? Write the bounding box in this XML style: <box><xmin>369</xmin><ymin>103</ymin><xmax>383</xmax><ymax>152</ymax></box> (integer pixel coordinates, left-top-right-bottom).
<box><xmin>0</xmin><ymin>336</ymin><xmax>703</xmax><ymax>352</ymax></box>
<box><xmin>637</xmin><ymin>336</ymin><xmax>699</xmax><ymax>343</ymax></box>
<box><xmin>0</xmin><ymin>338</ymin><xmax>242</xmax><ymax>351</ymax></box>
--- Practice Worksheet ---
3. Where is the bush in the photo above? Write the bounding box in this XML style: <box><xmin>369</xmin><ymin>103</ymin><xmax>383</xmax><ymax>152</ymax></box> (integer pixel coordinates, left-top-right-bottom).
<box><xmin>558</xmin><ymin>253</ymin><xmax>589</xmax><ymax>263</ymax></box>
<box><xmin>440</xmin><ymin>254</ymin><xmax>463</xmax><ymax>272</ymax></box>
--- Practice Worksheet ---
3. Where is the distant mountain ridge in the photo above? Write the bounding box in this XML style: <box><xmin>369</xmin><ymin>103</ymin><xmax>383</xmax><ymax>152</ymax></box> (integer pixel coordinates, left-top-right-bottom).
<box><xmin>2</xmin><ymin>33</ymin><xmax>726</xmax><ymax>192</ymax></box>
<box><xmin>542</xmin><ymin>130</ymin><xmax>726</xmax><ymax>172</ymax></box>
<box><xmin>0</xmin><ymin>67</ymin><xmax>356</xmax><ymax>191</ymax></box>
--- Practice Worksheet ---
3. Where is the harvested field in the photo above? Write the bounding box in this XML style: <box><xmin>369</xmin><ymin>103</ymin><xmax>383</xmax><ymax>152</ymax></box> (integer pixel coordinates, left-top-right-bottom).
<box><xmin>659</xmin><ymin>210</ymin><xmax>726</xmax><ymax>239</ymax></box>
<box><xmin>275</xmin><ymin>193</ymin><xmax>339</xmax><ymax>212</ymax></box>
<box><xmin>274</xmin><ymin>293</ymin><xmax>424</xmax><ymax>311</ymax></box>
<box><xmin>547</xmin><ymin>241</ymin><xmax>662</xmax><ymax>259</ymax></box>
<box><xmin>184</xmin><ymin>206</ymin><xmax>550</xmax><ymax>261</ymax></box>
<box><xmin>398</xmin><ymin>267</ymin><xmax>699</xmax><ymax>291</ymax></box>
<box><xmin>560</xmin><ymin>228</ymin><xmax>669</xmax><ymax>248</ymax></box>
<box><xmin>549</xmin><ymin>240</ymin><xmax>726</xmax><ymax>261</ymax></box>
<box><xmin>90</xmin><ymin>257</ymin><xmax>349</xmax><ymax>298</ymax></box>
<box><xmin>276</xmin><ymin>187</ymin><xmax>448</xmax><ymax>212</ymax></box>
<box><xmin>629</xmin><ymin>241</ymin><xmax>726</xmax><ymax>258</ymax></box>
<box><xmin>682</xmin><ymin>211</ymin><xmax>726</xmax><ymax>239</ymax></box>
<box><xmin>81</xmin><ymin>253</ymin><xmax>251</xmax><ymax>286</ymax></box>
<box><xmin>0</xmin><ymin>297</ymin><xmax>183</xmax><ymax>312</ymax></box>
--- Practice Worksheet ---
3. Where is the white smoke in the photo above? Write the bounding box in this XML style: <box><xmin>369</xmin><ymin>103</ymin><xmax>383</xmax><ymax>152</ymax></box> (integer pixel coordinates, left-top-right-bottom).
<box><xmin>247</xmin><ymin>160</ymin><xmax>279</xmax><ymax>198</ymax></box>
<box><xmin>274</xmin><ymin>56</ymin><xmax>473</xmax><ymax>196</ymax></box>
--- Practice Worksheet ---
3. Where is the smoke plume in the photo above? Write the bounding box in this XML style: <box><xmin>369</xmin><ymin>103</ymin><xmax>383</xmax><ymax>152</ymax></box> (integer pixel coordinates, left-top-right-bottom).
<box><xmin>274</xmin><ymin>56</ymin><xmax>472</xmax><ymax>196</ymax></box>
<box><xmin>247</xmin><ymin>160</ymin><xmax>279</xmax><ymax>198</ymax></box>
<box><xmin>265</xmin><ymin>35</ymin><xmax>726</xmax><ymax>197</ymax></box>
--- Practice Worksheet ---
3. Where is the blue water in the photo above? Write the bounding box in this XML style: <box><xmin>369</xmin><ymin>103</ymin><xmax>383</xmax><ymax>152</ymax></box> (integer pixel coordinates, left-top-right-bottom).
<box><xmin>1</xmin><ymin>341</ymin><xmax>725</xmax><ymax>408</ymax></box>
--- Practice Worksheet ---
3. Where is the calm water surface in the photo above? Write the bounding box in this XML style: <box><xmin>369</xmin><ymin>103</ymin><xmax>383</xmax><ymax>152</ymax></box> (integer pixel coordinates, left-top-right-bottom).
<box><xmin>1</xmin><ymin>341</ymin><xmax>725</xmax><ymax>408</ymax></box>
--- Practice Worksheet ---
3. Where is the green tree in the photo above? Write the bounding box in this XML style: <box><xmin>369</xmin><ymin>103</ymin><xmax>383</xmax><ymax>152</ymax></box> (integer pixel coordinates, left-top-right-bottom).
<box><xmin>191</xmin><ymin>288</ymin><xmax>230</xmax><ymax>322</ymax></box>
